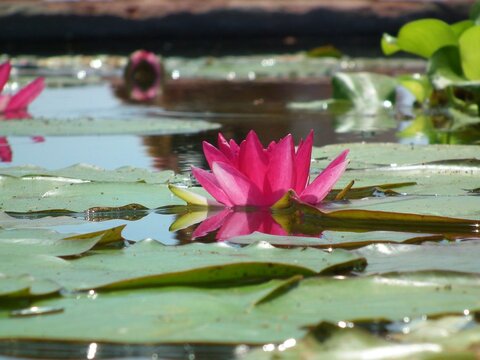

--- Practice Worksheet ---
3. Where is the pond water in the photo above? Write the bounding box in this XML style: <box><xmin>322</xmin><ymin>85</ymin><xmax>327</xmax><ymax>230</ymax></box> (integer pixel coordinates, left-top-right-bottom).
<box><xmin>0</xmin><ymin>60</ymin><xmax>404</xmax><ymax>247</ymax></box>
<box><xmin>1</xmin><ymin>55</ymin><xmax>479</xmax><ymax>359</ymax></box>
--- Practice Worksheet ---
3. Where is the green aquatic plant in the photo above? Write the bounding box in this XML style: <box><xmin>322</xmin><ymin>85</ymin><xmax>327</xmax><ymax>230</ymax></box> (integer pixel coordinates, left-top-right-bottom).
<box><xmin>382</xmin><ymin>10</ymin><xmax>480</xmax><ymax>114</ymax></box>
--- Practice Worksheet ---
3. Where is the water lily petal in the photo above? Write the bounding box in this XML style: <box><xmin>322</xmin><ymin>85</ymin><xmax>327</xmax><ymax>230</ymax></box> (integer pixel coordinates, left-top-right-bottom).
<box><xmin>300</xmin><ymin>149</ymin><xmax>349</xmax><ymax>204</ymax></box>
<box><xmin>266</xmin><ymin>134</ymin><xmax>295</xmax><ymax>202</ymax></box>
<box><xmin>0</xmin><ymin>137</ymin><xmax>12</xmax><ymax>162</ymax></box>
<box><xmin>203</xmin><ymin>141</ymin><xmax>232</xmax><ymax>169</ymax></box>
<box><xmin>6</xmin><ymin>77</ymin><xmax>45</xmax><ymax>112</ymax></box>
<box><xmin>217</xmin><ymin>133</ymin><xmax>231</xmax><ymax>156</ymax></box>
<box><xmin>0</xmin><ymin>95</ymin><xmax>10</xmax><ymax>112</ymax></box>
<box><xmin>168</xmin><ymin>183</ymin><xmax>211</xmax><ymax>206</ymax></box>
<box><xmin>294</xmin><ymin>130</ymin><xmax>313</xmax><ymax>193</ymax></box>
<box><xmin>239</xmin><ymin>130</ymin><xmax>268</xmax><ymax>190</ymax></box>
<box><xmin>169</xmin><ymin>209</ymin><xmax>210</xmax><ymax>232</ymax></box>
<box><xmin>212</xmin><ymin>161</ymin><xmax>266</xmax><ymax>206</ymax></box>
<box><xmin>0</xmin><ymin>61</ymin><xmax>11</xmax><ymax>92</ymax></box>
<box><xmin>192</xmin><ymin>208</ymin><xmax>231</xmax><ymax>239</ymax></box>
<box><xmin>192</xmin><ymin>166</ymin><xmax>234</xmax><ymax>207</ymax></box>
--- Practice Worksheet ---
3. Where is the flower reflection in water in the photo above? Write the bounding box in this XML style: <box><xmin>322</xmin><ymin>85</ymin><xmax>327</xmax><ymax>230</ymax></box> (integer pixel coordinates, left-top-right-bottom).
<box><xmin>170</xmin><ymin>207</ymin><xmax>322</xmax><ymax>242</ymax></box>
<box><xmin>0</xmin><ymin>60</ymin><xmax>45</xmax><ymax>162</ymax></box>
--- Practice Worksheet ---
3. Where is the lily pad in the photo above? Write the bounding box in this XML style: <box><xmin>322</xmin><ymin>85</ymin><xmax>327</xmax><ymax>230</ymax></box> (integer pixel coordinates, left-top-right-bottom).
<box><xmin>312</xmin><ymin>143</ymin><xmax>480</xmax><ymax>168</ymax></box>
<box><xmin>0</xmin><ymin>117</ymin><xmax>220</xmax><ymax>136</ymax></box>
<box><xmin>244</xmin><ymin>323</ymin><xmax>477</xmax><ymax>359</ymax></box>
<box><xmin>357</xmin><ymin>241</ymin><xmax>480</xmax><ymax>275</ymax></box>
<box><xmin>1</xmin><ymin>272</ymin><xmax>480</xmax><ymax>344</ymax></box>
<box><xmin>228</xmin><ymin>231</ymin><xmax>442</xmax><ymax>248</ymax></box>
<box><xmin>0</xmin><ymin>275</ymin><xmax>60</xmax><ymax>298</ymax></box>
<box><xmin>0</xmin><ymin>240</ymin><xmax>365</xmax><ymax>291</ymax></box>
<box><xmin>0</xmin><ymin>225</ymin><xmax>125</xmax><ymax>257</ymax></box>
<box><xmin>0</xmin><ymin>175</ymin><xmax>184</xmax><ymax>212</ymax></box>
<box><xmin>0</xmin><ymin>164</ymin><xmax>174</xmax><ymax>184</ymax></box>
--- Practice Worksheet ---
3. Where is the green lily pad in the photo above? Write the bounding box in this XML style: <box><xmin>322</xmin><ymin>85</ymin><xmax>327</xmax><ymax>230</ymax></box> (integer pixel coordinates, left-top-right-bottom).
<box><xmin>0</xmin><ymin>211</ymin><xmax>86</xmax><ymax>229</ymax></box>
<box><xmin>1</xmin><ymin>272</ymin><xmax>480</xmax><ymax>344</ymax></box>
<box><xmin>0</xmin><ymin>117</ymin><xmax>220</xmax><ymax>136</ymax></box>
<box><xmin>0</xmin><ymin>275</ymin><xmax>61</xmax><ymax>298</ymax></box>
<box><xmin>357</xmin><ymin>241</ymin><xmax>480</xmax><ymax>275</ymax></box>
<box><xmin>312</xmin><ymin>143</ymin><xmax>480</xmax><ymax>168</ymax></box>
<box><xmin>0</xmin><ymin>175</ymin><xmax>183</xmax><ymax>212</ymax></box>
<box><xmin>0</xmin><ymin>164</ymin><xmax>174</xmax><ymax>184</ymax></box>
<box><xmin>228</xmin><ymin>231</ymin><xmax>442</xmax><ymax>248</ymax></box>
<box><xmin>244</xmin><ymin>323</ymin><xmax>477</xmax><ymax>359</ymax></box>
<box><xmin>0</xmin><ymin>225</ymin><xmax>125</xmax><ymax>257</ymax></box>
<box><xmin>0</xmin><ymin>240</ymin><xmax>365</xmax><ymax>291</ymax></box>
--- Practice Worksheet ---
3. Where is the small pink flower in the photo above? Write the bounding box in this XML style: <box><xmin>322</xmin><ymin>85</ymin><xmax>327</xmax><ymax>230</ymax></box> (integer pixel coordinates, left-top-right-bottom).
<box><xmin>0</xmin><ymin>61</ymin><xmax>45</xmax><ymax>114</ymax></box>
<box><xmin>170</xmin><ymin>130</ymin><xmax>349</xmax><ymax>208</ymax></box>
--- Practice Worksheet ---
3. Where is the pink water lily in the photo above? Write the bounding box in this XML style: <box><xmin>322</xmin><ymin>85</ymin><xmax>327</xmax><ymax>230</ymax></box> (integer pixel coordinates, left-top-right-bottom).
<box><xmin>0</xmin><ymin>61</ymin><xmax>45</xmax><ymax>114</ymax></box>
<box><xmin>184</xmin><ymin>130</ymin><xmax>348</xmax><ymax>208</ymax></box>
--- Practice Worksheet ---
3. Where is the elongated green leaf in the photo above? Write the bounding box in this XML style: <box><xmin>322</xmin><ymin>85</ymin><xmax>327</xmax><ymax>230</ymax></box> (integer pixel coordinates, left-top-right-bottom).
<box><xmin>0</xmin><ymin>240</ymin><xmax>365</xmax><ymax>291</ymax></box>
<box><xmin>2</xmin><ymin>273</ymin><xmax>480</xmax><ymax>344</ymax></box>
<box><xmin>0</xmin><ymin>117</ymin><xmax>220</xmax><ymax>136</ymax></box>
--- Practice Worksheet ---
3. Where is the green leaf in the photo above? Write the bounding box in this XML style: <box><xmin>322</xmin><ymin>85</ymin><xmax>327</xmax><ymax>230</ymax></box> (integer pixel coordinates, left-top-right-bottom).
<box><xmin>381</xmin><ymin>33</ymin><xmax>400</xmax><ymax>55</ymax></box>
<box><xmin>357</xmin><ymin>241</ymin><xmax>480</xmax><ymax>275</ymax></box>
<box><xmin>428</xmin><ymin>46</ymin><xmax>466</xmax><ymax>89</ymax></box>
<box><xmin>0</xmin><ymin>225</ymin><xmax>125</xmax><ymax>257</ymax></box>
<box><xmin>450</xmin><ymin>20</ymin><xmax>474</xmax><ymax>38</ymax></box>
<box><xmin>459</xmin><ymin>25</ymin><xmax>480</xmax><ymax>80</ymax></box>
<box><xmin>470</xmin><ymin>1</ymin><xmax>480</xmax><ymax>25</ymax></box>
<box><xmin>0</xmin><ymin>117</ymin><xmax>220</xmax><ymax>136</ymax></box>
<box><xmin>312</xmin><ymin>142</ymin><xmax>480</xmax><ymax>168</ymax></box>
<box><xmin>396</xmin><ymin>19</ymin><xmax>458</xmax><ymax>58</ymax></box>
<box><xmin>0</xmin><ymin>164</ymin><xmax>174</xmax><ymax>184</ymax></box>
<box><xmin>398</xmin><ymin>74</ymin><xmax>432</xmax><ymax>103</ymax></box>
<box><xmin>2</xmin><ymin>273</ymin><xmax>480</xmax><ymax>344</ymax></box>
<box><xmin>0</xmin><ymin>175</ymin><xmax>184</xmax><ymax>212</ymax></box>
<box><xmin>244</xmin><ymin>323</ymin><xmax>477</xmax><ymax>359</ymax></box>
<box><xmin>0</xmin><ymin>241</ymin><xmax>365</xmax><ymax>291</ymax></box>
<box><xmin>228</xmin><ymin>231</ymin><xmax>443</xmax><ymax>248</ymax></box>
<box><xmin>0</xmin><ymin>276</ymin><xmax>60</xmax><ymax>298</ymax></box>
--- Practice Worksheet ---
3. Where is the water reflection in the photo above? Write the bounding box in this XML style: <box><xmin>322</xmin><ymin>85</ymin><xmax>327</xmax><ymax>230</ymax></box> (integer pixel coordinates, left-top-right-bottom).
<box><xmin>170</xmin><ymin>208</ymin><xmax>292</xmax><ymax>241</ymax></box>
